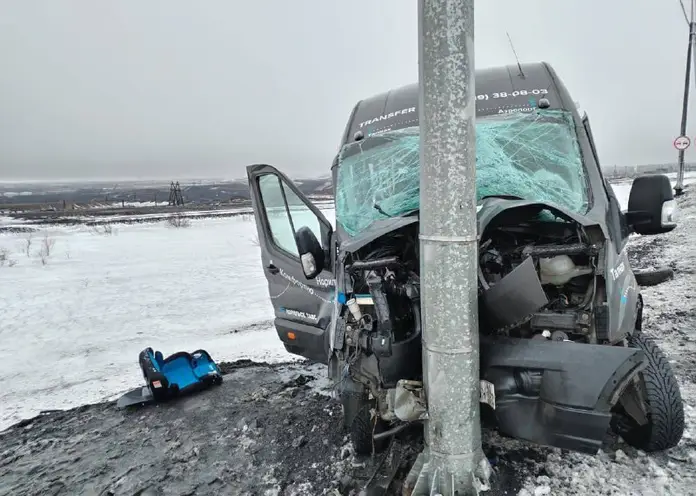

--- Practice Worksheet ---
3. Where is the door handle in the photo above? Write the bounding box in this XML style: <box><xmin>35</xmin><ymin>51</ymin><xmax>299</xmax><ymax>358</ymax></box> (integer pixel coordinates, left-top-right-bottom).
<box><xmin>266</xmin><ymin>264</ymin><xmax>280</xmax><ymax>275</ymax></box>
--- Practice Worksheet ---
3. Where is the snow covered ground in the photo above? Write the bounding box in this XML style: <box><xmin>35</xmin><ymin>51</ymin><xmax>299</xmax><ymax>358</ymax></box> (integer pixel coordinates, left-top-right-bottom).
<box><xmin>0</xmin><ymin>207</ymin><xmax>335</xmax><ymax>431</ymax></box>
<box><xmin>0</xmin><ymin>174</ymin><xmax>693</xmax><ymax>431</ymax></box>
<box><xmin>0</xmin><ymin>172</ymin><xmax>694</xmax><ymax>493</ymax></box>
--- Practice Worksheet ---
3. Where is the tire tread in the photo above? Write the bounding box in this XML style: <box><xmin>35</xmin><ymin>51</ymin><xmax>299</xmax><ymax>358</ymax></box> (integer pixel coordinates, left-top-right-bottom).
<box><xmin>623</xmin><ymin>333</ymin><xmax>684</xmax><ymax>451</ymax></box>
<box><xmin>350</xmin><ymin>403</ymin><xmax>388</xmax><ymax>456</ymax></box>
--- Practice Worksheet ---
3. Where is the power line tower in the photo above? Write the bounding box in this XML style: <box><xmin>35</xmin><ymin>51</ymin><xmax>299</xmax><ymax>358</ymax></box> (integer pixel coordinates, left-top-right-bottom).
<box><xmin>168</xmin><ymin>181</ymin><xmax>184</xmax><ymax>206</ymax></box>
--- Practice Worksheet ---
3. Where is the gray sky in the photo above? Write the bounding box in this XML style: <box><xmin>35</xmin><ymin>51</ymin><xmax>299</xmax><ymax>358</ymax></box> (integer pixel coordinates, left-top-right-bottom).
<box><xmin>0</xmin><ymin>0</ymin><xmax>691</xmax><ymax>181</ymax></box>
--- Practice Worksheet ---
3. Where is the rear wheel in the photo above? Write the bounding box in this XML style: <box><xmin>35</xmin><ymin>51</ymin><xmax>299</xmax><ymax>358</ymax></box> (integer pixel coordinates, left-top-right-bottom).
<box><xmin>615</xmin><ymin>333</ymin><xmax>684</xmax><ymax>451</ymax></box>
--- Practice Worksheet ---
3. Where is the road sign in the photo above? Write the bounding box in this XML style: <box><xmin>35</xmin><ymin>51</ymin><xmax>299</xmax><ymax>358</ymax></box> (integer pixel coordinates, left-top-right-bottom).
<box><xmin>674</xmin><ymin>135</ymin><xmax>691</xmax><ymax>150</ymax></box>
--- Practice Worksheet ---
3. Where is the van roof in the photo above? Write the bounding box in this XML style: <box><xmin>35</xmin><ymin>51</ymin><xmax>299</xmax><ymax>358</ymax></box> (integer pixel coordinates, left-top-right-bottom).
<box><xmin>341</xmin><ymin>61</ymin><xmax>575</xmax><ymax>145</ymax></box>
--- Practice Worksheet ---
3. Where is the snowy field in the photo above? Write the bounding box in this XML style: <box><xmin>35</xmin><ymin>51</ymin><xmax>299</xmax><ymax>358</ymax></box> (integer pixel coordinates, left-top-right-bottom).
<box><xmin>0</xmin><ymin>207</ymin><xmax>335</xmax><ymax>431</ymax></box>
<box><xmin>0</xmin><ymin>173</ymin><xmax>693</xmax><ymax>435</ymax></box>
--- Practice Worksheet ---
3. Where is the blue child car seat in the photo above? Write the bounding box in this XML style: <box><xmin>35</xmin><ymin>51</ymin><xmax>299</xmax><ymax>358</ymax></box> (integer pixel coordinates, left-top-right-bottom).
<box><xmin>138</xmin><ymin>347</ymin><xmax>223</xmax><ymax>401</ymax></box>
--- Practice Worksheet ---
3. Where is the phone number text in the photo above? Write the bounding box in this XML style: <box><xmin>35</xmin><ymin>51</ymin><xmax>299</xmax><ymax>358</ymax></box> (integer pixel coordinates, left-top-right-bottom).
<box><xmin>476</xmin><ymin>89</ymin><xmax>549</xmax><ymax>101</ymax></box>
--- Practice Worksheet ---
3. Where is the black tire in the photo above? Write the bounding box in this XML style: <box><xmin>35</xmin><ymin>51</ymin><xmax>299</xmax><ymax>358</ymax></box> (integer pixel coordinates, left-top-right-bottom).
<box><xmin>634</xmin><ymin>267</ymin><xmax>674</xmax><ymax>287</ymax></box>
<box><xmin>340</xmin><ymin>388</ymin><xmax>368</xmax><ymax>430</ymax></box>
<box><xmin>618</xmin><ymin>333</ymin><xmax>684</xmax><ymax>451</ymax></box>
<box><xmin>350</xmin><ymin>403</ymin><xmax>388</xmax><ymax>456</ymax></box>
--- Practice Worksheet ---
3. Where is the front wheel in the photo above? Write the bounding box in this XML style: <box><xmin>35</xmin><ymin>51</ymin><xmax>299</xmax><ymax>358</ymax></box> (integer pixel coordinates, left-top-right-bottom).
<box><xmin>615</xmin><ymin>333</ymin><xmax>685</xmax><ymax>452</ymax></box>
<box><xmin>340</xmin><ymin>384</ymin><xmax>388</xmax><ymax>455</ymax></box>
<box><xmin>350</xmin><ymin>402</ymin><xmax>389</xmax><ymax>456</ymax></box>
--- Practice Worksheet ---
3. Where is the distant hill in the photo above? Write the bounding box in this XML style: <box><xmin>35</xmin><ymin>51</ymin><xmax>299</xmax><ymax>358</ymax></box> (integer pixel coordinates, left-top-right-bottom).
<box><xmin>3</xmin><ymin>161</ymin><xmax>694</xmax><ymax>208</ymax></box>
<box><xmin>0</xmin><ymin>176</ymin><xmax>334</xmax><ymax>207</ymax></box>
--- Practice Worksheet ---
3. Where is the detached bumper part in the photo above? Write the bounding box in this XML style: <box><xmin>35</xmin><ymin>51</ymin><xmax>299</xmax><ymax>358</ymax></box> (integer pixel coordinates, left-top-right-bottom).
<box><xmin>481</xmin><ymin>338</ymin><xmax>645</xmax><ymax>454</ymax></box>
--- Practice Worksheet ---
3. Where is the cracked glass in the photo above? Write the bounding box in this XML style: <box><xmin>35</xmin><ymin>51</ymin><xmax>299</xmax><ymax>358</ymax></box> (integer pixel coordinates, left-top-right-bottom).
<box><xmin>335</xmin><ymin>109</ymin><xmax>589</xmax><ymax>236</ymax></box>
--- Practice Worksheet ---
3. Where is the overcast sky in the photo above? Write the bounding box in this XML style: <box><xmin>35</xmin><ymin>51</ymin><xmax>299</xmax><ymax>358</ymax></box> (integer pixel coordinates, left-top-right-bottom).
<box><xmin>0</xmin><ymin>0</ymin><xmax>691</xmax><ymax>181</ymax></box>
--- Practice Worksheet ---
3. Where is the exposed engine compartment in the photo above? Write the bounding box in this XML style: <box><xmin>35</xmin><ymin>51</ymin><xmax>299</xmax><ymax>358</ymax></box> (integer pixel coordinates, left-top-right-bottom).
<box><xmin>334</xmin><ymin>205</ymin><xmax>611</xmax><ymax>431</ymax></box>
<box><xmin>331</xmin><ymin>204</ymin><xmax>665</xmax><ymax>456</ymax></box>
<box><xmin>477</xmin><ymin>208</ymin><xmax>601</xmax><ymax>343</ymax></box>
<box><xmin>338</xmin><ymin>206</ymin><xmax>604</xmax><ymax>367</ymax></box>
<box><xmin>338</xmin><ymin>223</ymin><xmax>422</xmax><ymax>389</ymax></box>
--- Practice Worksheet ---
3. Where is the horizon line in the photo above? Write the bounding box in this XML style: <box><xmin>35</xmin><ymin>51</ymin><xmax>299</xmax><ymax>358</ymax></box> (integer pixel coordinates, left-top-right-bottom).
<box><xmin>0</xmin><ymin>174</ymin><xmax>333</xmax><ymax>186</ymax></box>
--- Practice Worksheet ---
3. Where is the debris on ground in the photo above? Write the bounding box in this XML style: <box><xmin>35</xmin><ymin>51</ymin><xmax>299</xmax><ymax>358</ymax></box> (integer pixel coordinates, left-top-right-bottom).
<box><xmin>0</xmin><ymin>358</ymin><xmax>523</xmax><ymax>495</ymax></box>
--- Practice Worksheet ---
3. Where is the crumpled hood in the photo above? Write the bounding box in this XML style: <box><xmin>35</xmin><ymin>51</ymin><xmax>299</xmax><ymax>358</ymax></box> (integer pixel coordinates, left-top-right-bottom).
<box><xmin>339</xmin><ymin>215</ymin><xmax>419</xmax><ymax>254</ymax></box>
<box><xmin>475</xmin><ymin>197</ymin><xmax>603</xmax><ymax>232</ymax></box>
<box><xmin>339</xmin><ymin>198</ymin><xmax>604</xmax><ymax>255</ymax></box>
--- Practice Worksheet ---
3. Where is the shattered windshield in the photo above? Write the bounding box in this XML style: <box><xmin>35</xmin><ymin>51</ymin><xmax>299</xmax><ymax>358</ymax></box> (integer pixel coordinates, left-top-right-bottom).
<box><xmin>335</xmin><ymin>109</ymin><xmax>589</xmax><ymax>236</ymax></box>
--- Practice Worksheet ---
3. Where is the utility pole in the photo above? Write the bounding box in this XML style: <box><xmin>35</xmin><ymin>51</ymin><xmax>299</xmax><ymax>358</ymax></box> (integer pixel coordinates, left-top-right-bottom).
<box><xmin>675</xmin><ymin>0</ymin><xmax>696</xmax><ymax>196</ymax></box>
<box><xmin>408</xmin><ymin>0</ymin><xmax>491</xmax><ymax>493</ymax></box>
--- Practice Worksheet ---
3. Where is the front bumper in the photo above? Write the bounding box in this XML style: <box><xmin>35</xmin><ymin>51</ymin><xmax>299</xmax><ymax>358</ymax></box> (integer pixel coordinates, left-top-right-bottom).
<box><xmin>481</xmin><ymin>337</ymin><xmax>645</xmax><ymax>454</ymax></box>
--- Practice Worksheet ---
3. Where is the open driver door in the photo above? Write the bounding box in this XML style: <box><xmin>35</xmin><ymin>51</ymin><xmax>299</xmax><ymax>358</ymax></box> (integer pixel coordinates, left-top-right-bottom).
<box><xmin>246</xmin><ymin>164</ymin><xmax>335</xmax><ymax>364</ymax></box>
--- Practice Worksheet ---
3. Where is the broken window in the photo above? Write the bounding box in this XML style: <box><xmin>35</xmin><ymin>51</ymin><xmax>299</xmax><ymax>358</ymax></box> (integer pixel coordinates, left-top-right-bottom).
<box><xmin>335</xmin><ymin>109</ymin><xmax>590</xmax><ymax>236</ymax></box>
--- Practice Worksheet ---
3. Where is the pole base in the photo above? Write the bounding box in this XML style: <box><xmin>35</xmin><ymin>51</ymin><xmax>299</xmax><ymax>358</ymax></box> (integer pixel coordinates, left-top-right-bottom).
<box><xmin>674</xmin><ymin>186</ymin><xmax>685</xmax><ymax>196</ymax></box>
<box><xmin>403</xmin><ymin>449</ymin><xmax>492</xmax><ymax>495</ymax></box>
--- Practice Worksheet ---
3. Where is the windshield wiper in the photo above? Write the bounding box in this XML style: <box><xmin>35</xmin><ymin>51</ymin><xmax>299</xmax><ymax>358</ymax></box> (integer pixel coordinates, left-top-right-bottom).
<box><xmin>374</xmin><ymin>203</ymin><xmax>392</xmax><ymax>218</ymax></box>
<box><xmin>480</xmin><ymin>194</ymin><xmax>525</xmax><ymax>201</ymax></box>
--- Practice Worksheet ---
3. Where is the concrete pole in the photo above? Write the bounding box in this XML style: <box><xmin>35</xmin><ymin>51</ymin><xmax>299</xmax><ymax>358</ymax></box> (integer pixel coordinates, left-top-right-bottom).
<box><xmin>675</xmin><ymin>19</ymin><xmax>695</xmax><ymax>196</ymax></box>
<box><xmin>676</xmin><ymin>0</ymin><xmax>696</xmax><ymax>195</ymax></box>
<box><xmin>409</xmin><ymin>0</ymin><xmax>491</xmax><ymax>494</ymax></box>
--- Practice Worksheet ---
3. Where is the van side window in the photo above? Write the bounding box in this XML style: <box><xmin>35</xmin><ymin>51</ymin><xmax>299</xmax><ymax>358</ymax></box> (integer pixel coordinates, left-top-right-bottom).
<box><xmin>258</xmin><ymin>174</ymin><xmax>324</xmax><ymax>258</ymax></box>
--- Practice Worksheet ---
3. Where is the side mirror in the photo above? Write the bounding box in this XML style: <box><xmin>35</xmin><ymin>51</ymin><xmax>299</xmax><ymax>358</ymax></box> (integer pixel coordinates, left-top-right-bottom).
<box><xmin>626</xmin><ymin>174</ymin><xmax>677</xmax><ymax>235</ymax></box>
<box><xmin>295</xmin><ymin>226</ymin><xmax>325</xmax><ymax>279</ymax></box>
